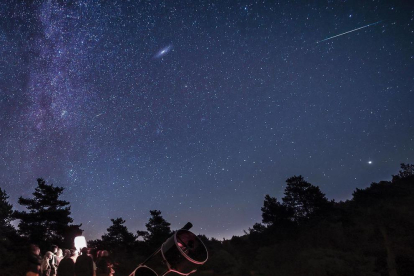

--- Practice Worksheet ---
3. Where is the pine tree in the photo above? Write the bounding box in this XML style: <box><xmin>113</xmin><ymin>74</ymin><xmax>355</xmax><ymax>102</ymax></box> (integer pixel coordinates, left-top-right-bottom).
<box><xmin>282</xmin><ymin>175</ymin><xmax>330</xmax><ymax>222</ymax></box>
<box><xmin>261</xmin><ymin>195</ymin><xmax>294</xmax><ymax>226</ymax></box>
<box><xmin>0</xmin><ymin>188</ymin><xmax>25</xmax><ymax>276</ymax></box>
<box><xmin>139</xmin><ymin>210</ymin><xmax>171</xmax><ymax>248</ymax></box>
<box><xmin>14</xmin><ymin>178</ymin><xmax>82</xmax><ymax>249</ymax></box>
<box><xmin>392</xmin><ymin>163</ymin><xmax>414</xmax><ymax>182</ymax></box>
<box><xmin>0</xmin><ymin>188</ymin><xmax>14</xmax><ymax>233</ymax></box>
<box><xmin>101</xmin><ymin>217</ymin><xmax>136</xmax><ymax>249</ymax></box>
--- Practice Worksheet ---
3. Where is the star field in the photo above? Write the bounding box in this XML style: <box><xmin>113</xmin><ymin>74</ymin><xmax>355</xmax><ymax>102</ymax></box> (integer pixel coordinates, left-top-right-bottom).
<box><xmin>0</xmin><ymin>0</ymin><xmax>413</xmax><ymax>240</ymax></box>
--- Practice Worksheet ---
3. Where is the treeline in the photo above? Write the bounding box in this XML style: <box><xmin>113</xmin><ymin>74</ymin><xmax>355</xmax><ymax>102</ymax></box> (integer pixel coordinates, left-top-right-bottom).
<box><xmin>0</xmin><ymin>164</ymin><xmax>413</xmax><ymax>276</ymax></box>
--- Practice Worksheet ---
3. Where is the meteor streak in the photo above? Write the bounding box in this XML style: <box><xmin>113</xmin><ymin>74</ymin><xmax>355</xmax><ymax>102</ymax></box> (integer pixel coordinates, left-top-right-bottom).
<box><xmin>316</xmin><ymin>21</ymin><xmax>382</xmax><ymax>43</ymax></box>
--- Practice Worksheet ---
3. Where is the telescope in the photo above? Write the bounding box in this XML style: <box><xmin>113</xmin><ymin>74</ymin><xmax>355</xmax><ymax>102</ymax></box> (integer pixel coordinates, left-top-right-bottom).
<box><xmin>129</xmin><ymin>222</ymin><xmax>208</xmax><ymax>276</ymax></box>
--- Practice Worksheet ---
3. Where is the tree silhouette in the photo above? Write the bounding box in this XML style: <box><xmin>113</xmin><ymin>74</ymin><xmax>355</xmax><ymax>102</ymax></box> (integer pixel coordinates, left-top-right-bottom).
<box><xmin>282</xmin><ymin>175</ymin><xmax>330</xmax><ymax>222</ymax></box>
<box><xmin>0</xmin><ymin>188</ymin><xmax>14</xmax><ymax>233</ymax></box>
<box><xmin>102</xmin><ymin>217</ymin><xmax>136</xmax><ymax>249</ymax></box>
<box><xmin>0</xmin><ymin>188</ymin><xmax>22</xmax><ymax>275</ymax></box>
<box><xmin>249</xmin><ymin>222</ymin><xmax>266</xmax><ymax>234</ymax></box>
<box><xmin>14</xmin><ymin>178</ymin><xmax>82</xmax><ymax>249</ymax></box>
<box><xmin>260</xmin><ymin>176</ymin><xmax>330</xmax><ymax>227</ymax></box>
<box><xmin>87</xmin><ymin>218</ymin><xmax>140</xmax><ymax>276</ymax></box>
<box><xmin>392</xmin><ymin>163</ymin><xmax>414</xmax><ymax>182</ymax></box>
<box><xmin>351</xmin><ymin>172</ymin><xmax>414</xmax><ymax>276</ymax></box>
<box><xmin>261</xmin><ymin>195</ymin><xmax>294</xmax><ymax>226</ymax></box>
<box><xmin>139</xmin><ymin>210</ymin><xmax>171</xmax><ymax>248</ymax></box>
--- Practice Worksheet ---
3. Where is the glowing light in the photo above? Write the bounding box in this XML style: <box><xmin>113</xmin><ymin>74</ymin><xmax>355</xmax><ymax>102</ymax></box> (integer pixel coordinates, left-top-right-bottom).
<box><xmin>154</xmin><ymin>45</ymin><xmax>173</xmax><ymax>58</ymax></box>
<box><xmin>74</xmin><ymin>236</ymin><xmax>87</xmax><ymax>252</ymax></box>
<box><xmin>368</xmin><ymin>161</ymin><xmax>372</xmax><ymax>164</ymax></box>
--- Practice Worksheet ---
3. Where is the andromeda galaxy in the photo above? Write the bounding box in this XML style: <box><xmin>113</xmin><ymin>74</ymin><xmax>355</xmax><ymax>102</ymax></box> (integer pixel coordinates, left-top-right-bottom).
<box><xmin>154</xmin><ymin>45</ymin><xmax>173</xmax><ymax>58</ymax></box>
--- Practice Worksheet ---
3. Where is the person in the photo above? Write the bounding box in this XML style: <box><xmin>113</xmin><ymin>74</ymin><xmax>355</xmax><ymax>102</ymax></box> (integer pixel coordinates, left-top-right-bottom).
<box><xmin>27</xmin><ymin>244</ymin><xmax>42</xmax><ymax>276</ymax></box>
<box><xmin>96</xmin><ymin>250</ymin><xmax>114</xmax><ymax>276</ymax></box>
<box><xmin>50</xmin><ymin>245</ymin><xmax>58</xmax><ymax>276</ymax></box>
<box><xmin>57</xmin><ymin>249</ymin><xmax>75</xmax><ymax>276</ymax></box>
<box><xmin>56</xmin><ymin>248</ymin><xmax>64</xmax><ymax>265</ymax></box>
<box><xmin>41</xmin><ymin>251</ymin><xmax>53</xmax><ymax>276</ymax></box>
<box><xmin>70</xmin><ymin>249</ymin><xmax>78</xmax><ymax>263</ymax></box>
<box><xmin>64</xmin><ymin>248</ymin><xmax>71</xmax><ymax>258</ymax></box>
<box><xmin>75</xmin><ymin>247</ymin><xmax>94</xmax><ymax>276</ymax></box>
<box><xmin>87</xmin><ymin>249</ymin><xmax>97</xmax><ymax>276</ymax></box>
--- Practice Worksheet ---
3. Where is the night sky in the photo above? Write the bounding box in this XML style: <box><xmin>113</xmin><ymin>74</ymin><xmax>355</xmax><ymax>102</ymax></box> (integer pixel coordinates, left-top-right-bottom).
<box><xmin>1</xmin><ymin>0</ymin><xmax>413</xmax><ymax>240</ymax></box>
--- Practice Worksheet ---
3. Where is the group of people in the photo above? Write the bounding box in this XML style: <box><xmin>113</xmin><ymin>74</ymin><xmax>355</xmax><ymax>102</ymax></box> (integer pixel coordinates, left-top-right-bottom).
<box><xmin>27</xmin><ymin>244</ymin><xmax>114</xmax><ymax>276</ymax></box>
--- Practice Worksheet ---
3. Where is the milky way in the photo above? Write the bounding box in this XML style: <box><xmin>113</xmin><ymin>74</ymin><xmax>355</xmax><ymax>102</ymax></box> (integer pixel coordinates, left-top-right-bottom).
<box><xmin>0</xmin><ymin>0</ymin><xmax>413</xmax><ymax>240</ymax></box>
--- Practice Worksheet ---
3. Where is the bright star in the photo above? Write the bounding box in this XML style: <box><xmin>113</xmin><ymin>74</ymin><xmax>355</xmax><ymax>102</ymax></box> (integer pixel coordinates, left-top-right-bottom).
<box><xmin>368</xmin><ymin>161</ymin><xmax>373</xmax><ymax>164</ymax></box>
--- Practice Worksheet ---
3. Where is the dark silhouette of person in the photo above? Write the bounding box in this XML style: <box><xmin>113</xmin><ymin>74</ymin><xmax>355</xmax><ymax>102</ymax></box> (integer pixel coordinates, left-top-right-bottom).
<box><xmin>86</xmin><ymin>249</ymin><xmax>97</xmax><ymax>276</ymax></box>
<box><xmin>70</xmin><ymin>248</ymin><xmax>78</xmax><ymax>263</ymax></box>
<box><xmin>57</xmin><ymin>249</ymin><xmax>75</xmax><ymax>276</ymax></box>
<box><xmin>27</xmin><ymin>244</ymin><xmax>42</xmax><ymax>276</ymax></box>
<box><xmin>96</xmin><ymin>250</ymin><xmax>114</xmax><ymax>276</ymax></box>
<box><xmin>75</xmin><ymin>247</ymin><xmax>94</xmax><ymax>276</ymax></box>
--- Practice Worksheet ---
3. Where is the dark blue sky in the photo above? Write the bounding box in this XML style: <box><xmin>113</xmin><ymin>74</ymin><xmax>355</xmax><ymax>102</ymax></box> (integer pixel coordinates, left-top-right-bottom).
<box><xmin>1</xmin><ymin>0</ymin><xmax>413</xmax><ymax>240</ymax></box>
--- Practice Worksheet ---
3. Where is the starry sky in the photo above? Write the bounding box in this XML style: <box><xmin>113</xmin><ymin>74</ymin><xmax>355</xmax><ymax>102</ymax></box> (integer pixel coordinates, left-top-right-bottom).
<box><xmin>1</xmin><ymin>0</ymin><xmax>413</xmax><ymax>240</ymax></box>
